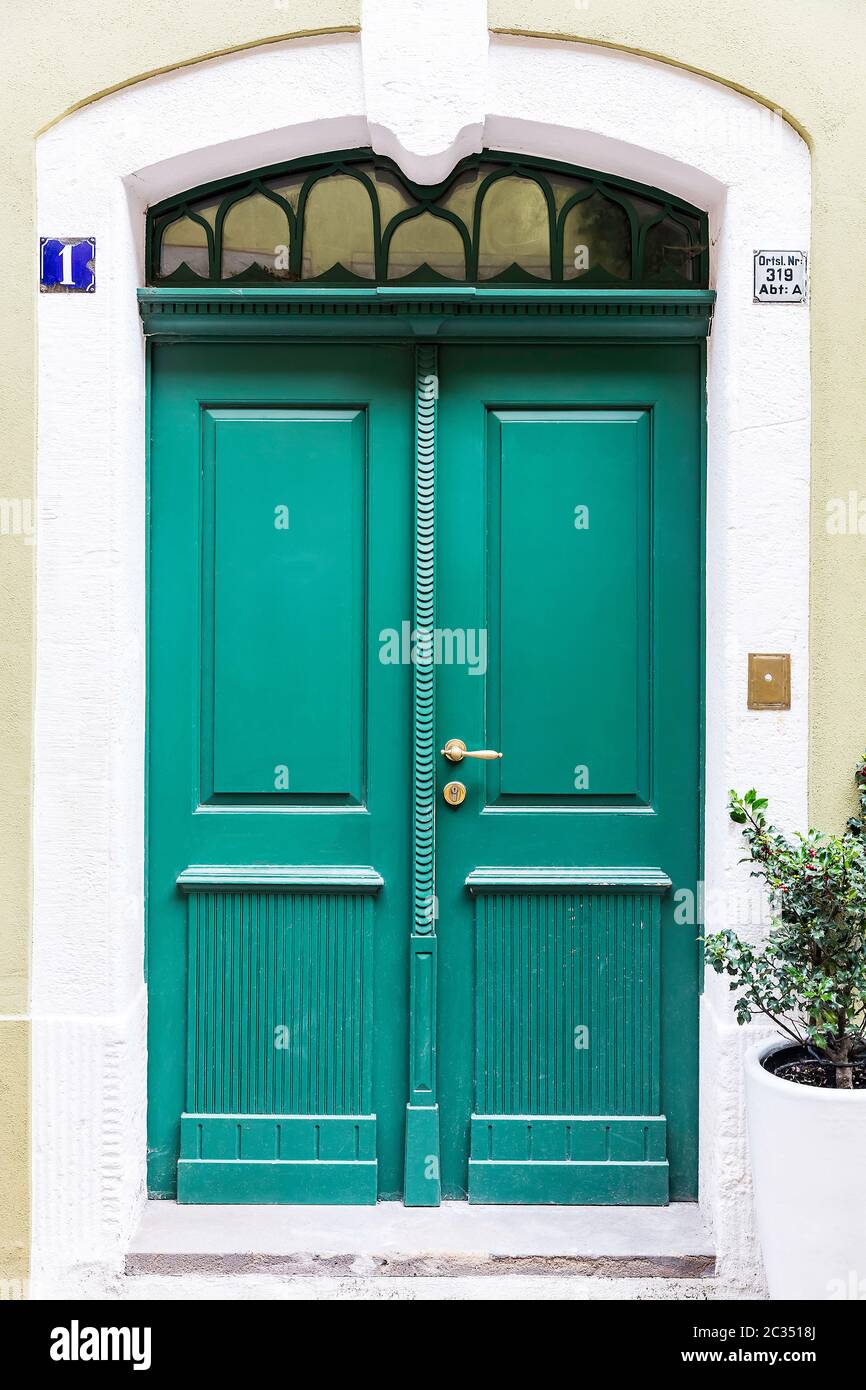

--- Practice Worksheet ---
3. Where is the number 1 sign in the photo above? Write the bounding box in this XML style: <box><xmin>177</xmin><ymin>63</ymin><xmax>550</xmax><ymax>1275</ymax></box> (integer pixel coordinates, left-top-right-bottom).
<box><xmin>40</xmin><ymin>238</ymin><xmax>96</xmax><ymax>292</ymax></box>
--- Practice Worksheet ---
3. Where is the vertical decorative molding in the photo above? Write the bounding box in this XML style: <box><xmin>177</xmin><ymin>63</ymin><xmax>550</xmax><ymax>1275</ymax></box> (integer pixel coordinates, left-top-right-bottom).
<box><xmin>412</xmin><ymin>347</ymin><xmax>437</xmax><ymax>941</ymax></box>
<box><xmin>404</xmin><ymin>344</ymin><xmax>441</xmax><ymax>1206</ymax></box>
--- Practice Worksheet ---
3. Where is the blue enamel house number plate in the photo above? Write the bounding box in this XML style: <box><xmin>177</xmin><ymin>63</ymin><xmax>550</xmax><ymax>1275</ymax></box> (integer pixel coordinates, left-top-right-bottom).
<box><xmin>40</xmin><ymin>238</ymin><xmax>96</xmax><ymax>292</ymax></box>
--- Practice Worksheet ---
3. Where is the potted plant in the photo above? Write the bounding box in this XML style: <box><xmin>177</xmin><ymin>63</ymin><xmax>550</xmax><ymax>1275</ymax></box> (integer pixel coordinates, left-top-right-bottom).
<box><xmin>705</xmin><ymin>755</ymin><xmax>866</xmax><ymax>1300</ymax></box>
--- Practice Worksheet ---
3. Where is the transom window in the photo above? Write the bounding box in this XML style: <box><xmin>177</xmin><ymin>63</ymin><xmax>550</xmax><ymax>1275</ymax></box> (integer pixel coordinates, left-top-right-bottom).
<box><xmin>147</xmin><ymin>149</ymin><xmax>709</xmax><ymax>289</ymax></box>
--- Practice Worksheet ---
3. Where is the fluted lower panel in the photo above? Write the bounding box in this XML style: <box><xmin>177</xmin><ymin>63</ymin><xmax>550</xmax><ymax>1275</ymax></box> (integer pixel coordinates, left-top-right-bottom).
<box><xmin>186</xmin><ymin>889</ymin><xmax>373</xmax><ymax>1116</ymax></box>
<box><xmin>474</xmin><ymin>890</ymin><xmax>660</xmax><ymax>1117</ymax></box>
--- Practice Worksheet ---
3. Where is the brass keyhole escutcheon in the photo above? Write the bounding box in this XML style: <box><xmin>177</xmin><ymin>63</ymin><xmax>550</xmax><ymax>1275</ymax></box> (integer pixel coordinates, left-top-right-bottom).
<box><xmin>443</xmin><ymin>780</ymin><xmax>466</xmax><ymax>806</ymax></box>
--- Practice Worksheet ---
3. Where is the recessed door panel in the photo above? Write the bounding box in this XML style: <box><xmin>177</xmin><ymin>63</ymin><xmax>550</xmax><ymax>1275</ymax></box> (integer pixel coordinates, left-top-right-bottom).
<box><xmin>489</xmin><ymin>409</ymin><xmax>650</xmax><ymax>805</ymax></box>
<box><xmin>203</xmin><ymin>408</ymin><xmax>366</xmax><ymax>803</ymax></box>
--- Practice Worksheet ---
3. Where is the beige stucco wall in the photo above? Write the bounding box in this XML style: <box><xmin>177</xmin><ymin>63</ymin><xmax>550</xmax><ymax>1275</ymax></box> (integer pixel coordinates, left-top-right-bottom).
<box><xmin>1</xmin><ymin>0</ymin><xmax>863</xmax><ymax>1291</ymax></box>
<box><xmin>0</xmin><ymin>0</ymin><xmax>359</xmax><ymax>1298</ymax></box>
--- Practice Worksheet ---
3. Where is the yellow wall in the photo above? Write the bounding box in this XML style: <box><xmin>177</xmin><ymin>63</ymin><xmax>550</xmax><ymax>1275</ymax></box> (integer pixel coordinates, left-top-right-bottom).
<box><xmin>0</xmin><ymin>0</ymin><xmax>359</xmax><ymax>1299</ymax></box>
<box><xmin>1</xmin><ymin>0</ymin><xmax>863</xmax><ymax>1291</ymax></box>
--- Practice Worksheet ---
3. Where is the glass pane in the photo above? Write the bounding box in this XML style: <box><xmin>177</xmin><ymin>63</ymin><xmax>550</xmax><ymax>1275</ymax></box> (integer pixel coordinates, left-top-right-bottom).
<box><xmin>548</xmin><ymin>174</ymin><xmax>588</xmax><ymax>214</ymax></box>
<box><xmin>629</xmin><ymin>193</ymin><xmax>666</xmax><ymax>227</ymax></box>
<box><xmin>643</xmin><ymin>216</ymin><xmax>693</xmax><ymax>282</ymax></box>
<box><xmin>264</xmin><ymin>173</ymin><xmax>305</xmax><ymax>214</ymax></box>
<box><xmin>561</xmin><ymin>193</ymin><xmax>631</xmax><ymax>281</ymax></box>
<box><xmin>160</xmin><ymin>215</ymin><xmax>210</xmax><ymax>278</ymax></box>
<box><xmin>221</xmin><ymin>193</ymin><xmax>290</xmax><ymax>278</ymax></box>
<box><xmin>477</xmin><ymin>175</ymin><xmax>551</xmax><ymax>280</ymax></box>
<box><xmin>386</xmin><ymin>212</ymin><xmax>466</xmax><ymax>280</ymax></box>
<box><xmin>439</xmin><ymin>165</ymin><xmax>486</xmax><ymax>226</ymax></box>
<box><xmin>370</xmin><ymin>167</ymin><xmax>414</xmax><ymax>226</ymax></box>
<box><xmin>300</xmin><ymin>174</ymin><xmax>376</xmax><ymax>279</ymax></box>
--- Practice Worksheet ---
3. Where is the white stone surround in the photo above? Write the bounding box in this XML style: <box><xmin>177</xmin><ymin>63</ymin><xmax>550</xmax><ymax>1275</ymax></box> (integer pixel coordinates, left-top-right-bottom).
<box><xmin>33</xmin><ymin>3</ymin><xmax>810</xmax><ymax>1296</ymax></box>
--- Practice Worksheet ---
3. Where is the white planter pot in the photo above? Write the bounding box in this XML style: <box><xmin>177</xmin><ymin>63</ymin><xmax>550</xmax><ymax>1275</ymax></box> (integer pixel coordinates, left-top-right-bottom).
<box><xmin>746</xmin><ymin>1038</ymin><xmax>866</xmax><ymax>1300</ymax></box>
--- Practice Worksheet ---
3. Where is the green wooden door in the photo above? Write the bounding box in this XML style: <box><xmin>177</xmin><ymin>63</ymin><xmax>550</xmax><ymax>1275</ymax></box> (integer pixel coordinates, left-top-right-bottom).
<box><xmin>147</xmin><ymin>343</ymin><xmax>414</xmax><ymax>1203</ymax></box>
<box><xmin>435</xmin><ymin>345</ymin><xmax>702</xmax><ymax>1204</ymax></box>
<box><xmin>148</xmin><ymin>335</ymin><xmax>701</xmax><ymax>1208</ymax></box>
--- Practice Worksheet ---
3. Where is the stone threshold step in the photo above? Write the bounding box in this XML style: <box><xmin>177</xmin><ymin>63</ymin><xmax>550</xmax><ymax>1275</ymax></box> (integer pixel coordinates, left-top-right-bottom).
<box><xmin>127</xmin><ymin>1201</ymin><xmax>715</xmax><ymax>1280</ymax></box>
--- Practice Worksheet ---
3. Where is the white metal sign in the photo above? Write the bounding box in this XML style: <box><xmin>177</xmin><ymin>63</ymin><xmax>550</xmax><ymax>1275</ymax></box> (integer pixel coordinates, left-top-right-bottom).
<box><xmin>754</xmin><ymin>250</ymin><xmax>807</xmax><ymax>303</ymax></box>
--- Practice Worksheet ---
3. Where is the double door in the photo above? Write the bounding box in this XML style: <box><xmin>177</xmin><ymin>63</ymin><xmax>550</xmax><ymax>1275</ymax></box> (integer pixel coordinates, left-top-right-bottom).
<box><xmin>147</xmin><ymin>340</ymin><xmax>701</xmax><ymax>1204</ymax></box>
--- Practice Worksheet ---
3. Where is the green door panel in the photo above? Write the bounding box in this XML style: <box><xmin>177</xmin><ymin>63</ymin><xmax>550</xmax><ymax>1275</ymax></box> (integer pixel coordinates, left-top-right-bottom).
<box><xmin>147</xmin><ymin>344</ymin><xmax>414</xmax><ymax>1203</ymax></box>
<box><xmin>204</xmin><ymin>408</ymin><xmax>366</xmax><ymax>801</ymax></box>
<box><xmin>490</xmin><ymin>409</ymin><xmax>650</xmax><ymax>803</ymax></box>
<box><xmin>435</xmin><ymin>344</ymin><xmax>702</xmax><ymax>1204</ymax></box>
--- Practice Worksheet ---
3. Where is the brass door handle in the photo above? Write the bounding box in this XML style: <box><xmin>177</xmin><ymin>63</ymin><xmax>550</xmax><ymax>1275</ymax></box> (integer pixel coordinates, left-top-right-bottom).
<box><xmin>441</xmin><ymin>738</ymin><xmax>503</xmax><ymax>764</ymax></box>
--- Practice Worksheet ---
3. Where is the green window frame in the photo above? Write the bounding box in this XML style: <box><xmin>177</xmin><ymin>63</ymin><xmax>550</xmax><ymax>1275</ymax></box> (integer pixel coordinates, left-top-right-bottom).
<box><xmin>147</xmin><ymin>148</ymin><xmax>709</xmax><ymax>290</ymax></box>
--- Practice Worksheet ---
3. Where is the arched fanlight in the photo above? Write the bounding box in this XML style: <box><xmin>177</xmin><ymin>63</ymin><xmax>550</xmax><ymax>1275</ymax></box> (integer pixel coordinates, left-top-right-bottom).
<box><xmin>147</xmin><ymin>149</ymin><xmax>708</xmax><ymax>289</ymax></box>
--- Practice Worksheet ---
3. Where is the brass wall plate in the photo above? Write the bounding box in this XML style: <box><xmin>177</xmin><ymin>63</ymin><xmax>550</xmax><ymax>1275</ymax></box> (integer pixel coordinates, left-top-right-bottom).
<box><xmin>443</xmin><ymin>781</ymin><xmax>466</xmax><ymax>806</ymax></box>
<box><xmin>748</xmin><ymin>653</ymin><xmax>791</xmax><ymax>710</ymax></box>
